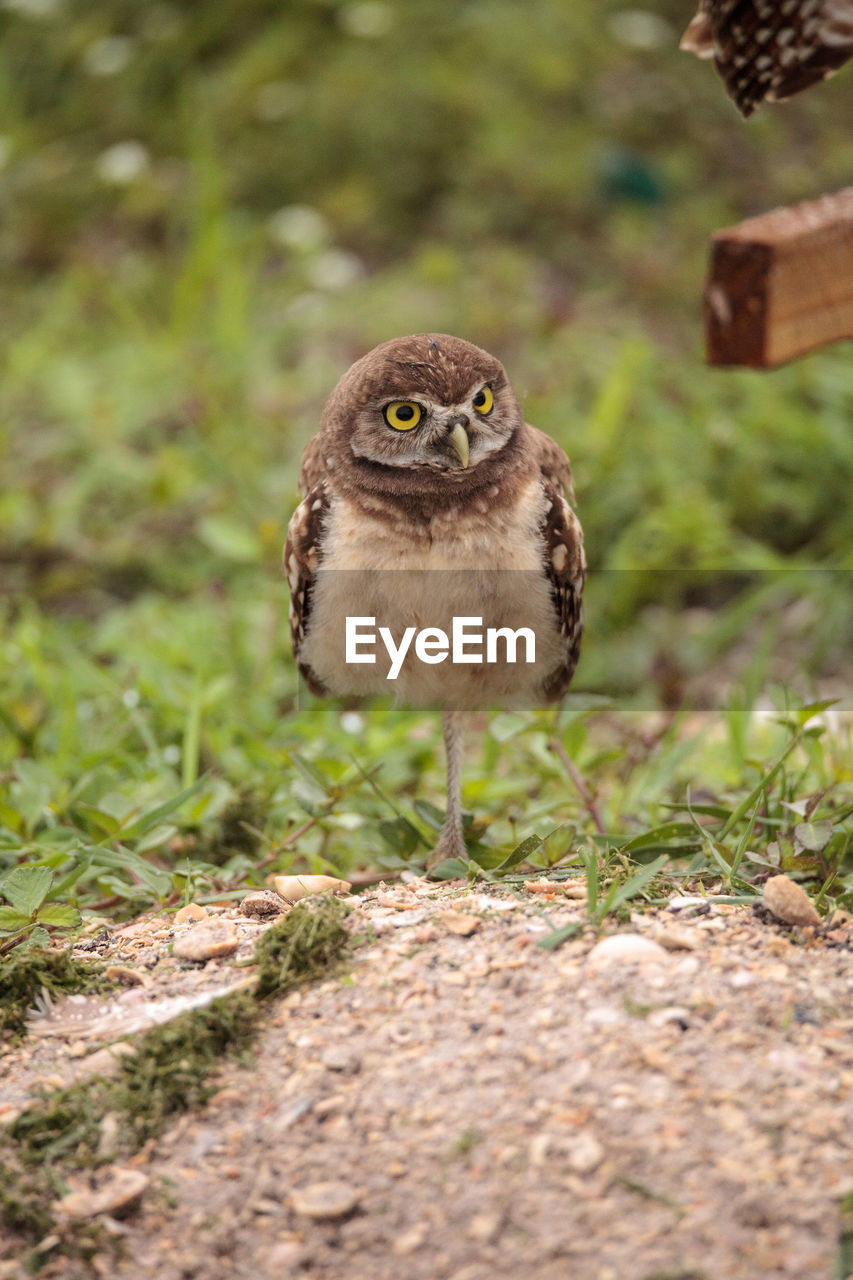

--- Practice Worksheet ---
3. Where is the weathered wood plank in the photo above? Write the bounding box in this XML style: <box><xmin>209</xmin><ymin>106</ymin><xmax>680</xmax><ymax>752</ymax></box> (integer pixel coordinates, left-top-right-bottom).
<box><xmin>704</xmin><ymin>187</ymin><xmax>853</xmax><ymax>367</ymax></box>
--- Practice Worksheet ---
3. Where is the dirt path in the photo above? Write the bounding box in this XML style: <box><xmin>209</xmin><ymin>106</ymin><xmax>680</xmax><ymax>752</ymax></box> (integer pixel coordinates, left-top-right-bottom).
<box><xmin>2</xmin><ymin>880</ymin><xmax>853</xmax><ymax>1280</ymax></box>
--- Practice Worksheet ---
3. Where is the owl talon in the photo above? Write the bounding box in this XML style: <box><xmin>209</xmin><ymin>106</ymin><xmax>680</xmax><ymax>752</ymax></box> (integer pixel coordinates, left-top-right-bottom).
<box><xmin>427</xmin><ymin>828</ymin><xmax>468</xmax><ymax>873</ymax></box>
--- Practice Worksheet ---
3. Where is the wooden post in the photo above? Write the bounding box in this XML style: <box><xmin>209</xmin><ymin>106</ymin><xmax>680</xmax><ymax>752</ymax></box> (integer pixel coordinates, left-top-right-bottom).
<box><xmin>704</xmin><ymin>187</ymin><xmax>853</xmax><ymax>368</ymax></box>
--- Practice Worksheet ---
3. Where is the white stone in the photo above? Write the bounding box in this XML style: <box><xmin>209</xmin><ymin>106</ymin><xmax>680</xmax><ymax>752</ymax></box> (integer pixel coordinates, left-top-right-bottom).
<box><xmin>587</xmin><ymin>934</ymin><xmax>669</xmax><ymax>967</ymax></box>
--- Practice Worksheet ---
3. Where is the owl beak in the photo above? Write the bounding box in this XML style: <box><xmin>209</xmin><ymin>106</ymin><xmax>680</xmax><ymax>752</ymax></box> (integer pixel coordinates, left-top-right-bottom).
<box><xmin>446</xmin><ymin>420</ymin><xmax>470</xmax><ymax>469</ymax></box>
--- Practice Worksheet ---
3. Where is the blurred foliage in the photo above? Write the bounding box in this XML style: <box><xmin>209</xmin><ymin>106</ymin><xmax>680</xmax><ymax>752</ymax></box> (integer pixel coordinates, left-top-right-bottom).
<box><xmin>0</xmin><ymin>0</ymin><xmax>852</xmax><ymax>912</ymax></box>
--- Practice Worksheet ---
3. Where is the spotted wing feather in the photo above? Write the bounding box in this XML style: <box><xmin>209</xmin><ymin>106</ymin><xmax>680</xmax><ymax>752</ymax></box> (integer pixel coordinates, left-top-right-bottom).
<box><xmin>539</xmin><ymin>481</ymin><xmax>585</xmax><ymax>700</ymax></box>
<box><xmin>683</xmin><ymin>0</ymin><xmax>853</xmax><ymax>117</ymax></box>
<box><xmin>524</xmin><ymin>422</ymin><xmax>585</xmax><ymax>701</ymax></box>
<box><xmin>283</xmin><ymin>485</ymin><xmax>330</xmax><ymax>696</ymax></box>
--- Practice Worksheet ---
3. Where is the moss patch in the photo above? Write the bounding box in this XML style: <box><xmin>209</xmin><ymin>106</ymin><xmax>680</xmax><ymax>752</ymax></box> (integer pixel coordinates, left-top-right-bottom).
<box><xmin>0</xmin><ymin>947</ymin><xmax>107</xmax><ymax>1037</ymax></box>
<box><xmin>254</xmin><ymin>893</ymin><xmax>350</xmax><ymax>999</ymax></box>
<box><xmin>1</xmin><ymin>897</ymin><xmax>352</xmax><ymax>1261</ymax></box>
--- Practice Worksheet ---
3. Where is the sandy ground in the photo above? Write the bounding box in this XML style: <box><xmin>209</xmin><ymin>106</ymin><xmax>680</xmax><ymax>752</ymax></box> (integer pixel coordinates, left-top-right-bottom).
<box><xmin>2</xmin><ymin>879</ymin><xmax>853</xmax><ymax>1280</ymax></box>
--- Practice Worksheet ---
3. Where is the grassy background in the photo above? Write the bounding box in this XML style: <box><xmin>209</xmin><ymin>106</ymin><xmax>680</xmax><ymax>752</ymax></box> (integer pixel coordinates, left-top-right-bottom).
<box><xmin>1</xmin><ymin>0</ymin><xmax>852</xmax><ymax>927</ymax></box>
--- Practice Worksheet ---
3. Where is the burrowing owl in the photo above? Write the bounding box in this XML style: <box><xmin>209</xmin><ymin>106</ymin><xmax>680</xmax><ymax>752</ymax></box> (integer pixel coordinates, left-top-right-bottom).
<box><xmin>284</xmin><ymin>334</ymin><xmax>585</xmax><ymax>870</ymax></box>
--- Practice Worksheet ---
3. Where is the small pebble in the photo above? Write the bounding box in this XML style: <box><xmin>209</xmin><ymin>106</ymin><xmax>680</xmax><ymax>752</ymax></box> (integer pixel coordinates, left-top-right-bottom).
<box><xmin>467</xmin><ymin>1210</ymin><xmax>503</xmax><ymax>1243</ymax></box>
<box><xmin>57</xmin><ymin>1167</ymin><xmax>149</xmax><ymax>1220</ymax></box>
<box><xmin>174</xmin><ymin>903</ymin><xmax>209</xmax><ymax>924</ymax></box>
<box><xmin>389</xmin><ymin>910</ymin><xmax>430</xmax><ymax>928</ymax></box>
<box><xmin>648</xmin><ymin>1005</ymin><xmax>691</xmax><ymax>1028</ymax></box>
<box><xmin>394</xmin><ymin>1223</ymin><xmax>428</xmax><ymax>1256</ymax></box>
<box><xmin>568</xmin><ymin>1130</ymin><xmax>605</xmax><ymax>1174</ymax></box>
<box><xmin>96</xmin><ymin>1112</ymin><xmax>121</xmax><ymax>1160</ymax></box>
<box><xmin>81</xmin><ymin>1042</ymin><xmax>137</xmax><ymax>1081</ymax></box>
<box><xmin>239</xmin><ymin>890</ymin><xmax>289</xmax><ymax>919</ymax></box>
<box><xmin>273</xmin><ymin>874</ymin><xmax>352</xmax><ymax>903</ymax></box>
<box><xmin>587</xmin><ymin>934</ymin><xmax>668</xmax><ymax>967</ymax></box>
<box><xmin>173</xmin><ymin>918</ymin><xmax>240</xmax><ymax>962</ymax></box>
<box><xmin>289</xmin><ymin>1180</ymin><xmax>360</xmax><ymax>1220</ymax></box>
<box><xmin>653</xmin><ymin>928</ymin><xmax>697</xmax><ymax>952</ymax></box>
<box><xmin>256</xmin><ymin>1241</ymin><xmax>304</xmax><ymax>1272</ymax></box>
<box><xmin>322</xmin><ymin>1045</ymin><xmax>362</xmax><ymax>1074</ymax></box>
<box><xmin>440</xmin><ymin>912</ymin><xmax>481</xmax><ymax>936</ymax></box>
<box><xmin>763</xmin><ymin>875</ymin><xmax>821</xmax><ymax>928</ymax></box>
<box><xmin>104</xmin><ymin>965</ymin><xmax>147</xmax><ymax>986</ymax></box>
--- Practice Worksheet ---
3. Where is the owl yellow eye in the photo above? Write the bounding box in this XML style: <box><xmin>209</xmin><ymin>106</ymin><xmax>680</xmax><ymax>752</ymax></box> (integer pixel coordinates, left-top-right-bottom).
<box><xmin>472</xmin><ymin>385</ymin><xmax>494</xmax><ymax>415</ymax></box>
<box><xmin>384</xmin><ymin>401</ymin><xmax>422</xmax><ymax>431</ymax></box>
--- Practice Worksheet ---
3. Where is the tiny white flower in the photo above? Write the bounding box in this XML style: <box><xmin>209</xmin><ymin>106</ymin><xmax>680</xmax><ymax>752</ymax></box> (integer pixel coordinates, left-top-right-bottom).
<box><xmin>122</xmin><ymin>688</ymin><xmax>141</xmax><ymax>709</ymax></box>
<box><xmin>607</xmin><ymin>9</ymin><xmax>672</xmax><ymax>51</ymax></box>
<box><xmin>83</xmin><ymin>35</ymin><xmax>134</xmax><ymax>77</ymax></box>
<box><xmin>163</xmin><ymin>744</ymin><xmax>182</xmax><ymax>765</ymax></box>
<box><xmin>254</xmin><ymin>80</ymin><xmax>302</xmax><ymax>122</ymax></box>
<box><xmin>339</xmin><ymin>2</ymin><xmax>393</xmax><ymax>38</ymax></box>
<box><xmin>340</xmin><ymin>711</ymin><xmax>365</xmax><ymax>735</ymax></box>
<box><xmin>268</xmin><ymin>205</ymin><xmax>329</xmax><ymax>252</ymax></box>
<box><xmin>307</xmin><ymin>249</ymin><xmax>363</xmax><ymax>292</ymax></box>
<box><xmin>283</xmin><ymin>292</ymin><xmax>328</xmax><ymax>324</ymax></box>
<box><xmin>331</xmin><ymin>812</ymin><xmax>364</xmax><ymax>829</ymax></box>
<box><xmin>96</xmin><ymin>141</ymin><xmax>149</xmax><ymax>185</ymax></box>
<box><xmin>1</xmin><ymin>0</ymin><xmax>60</xmax><ymax>18</ymax></box>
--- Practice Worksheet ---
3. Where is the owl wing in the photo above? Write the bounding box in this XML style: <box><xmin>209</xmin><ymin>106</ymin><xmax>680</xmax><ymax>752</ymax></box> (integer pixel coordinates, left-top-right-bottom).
<box><xmin>526</xmin><ymin>425</ymin><xmax>586</xmax><ymax>700</ymax></box>
<box><xmin>283</xmin><ymin>479</ymin><xmax>331</xmax><ymax>697</ymax></box>
<box><xmin>681</xmin><ymin>0</ymin><xmax>853</xmax><ymax>117</ymax></box>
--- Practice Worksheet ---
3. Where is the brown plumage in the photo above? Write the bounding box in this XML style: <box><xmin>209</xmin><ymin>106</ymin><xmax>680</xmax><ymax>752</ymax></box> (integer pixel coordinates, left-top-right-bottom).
<box><xmin>681</xmin><ymin>0</ymin><xmax>853</xmax><ymax>116</ymax></box>
<box><xmin>284</xmin><ymin>333</ymin><xmax>585</xmax><ymax>868</ymax></box>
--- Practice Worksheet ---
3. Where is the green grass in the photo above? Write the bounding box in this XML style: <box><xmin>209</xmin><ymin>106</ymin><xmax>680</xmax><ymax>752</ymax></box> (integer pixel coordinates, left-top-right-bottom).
<box><xmin>1</xmin><ymin>0</ymin><xmax>853</xmax><ymax>940</ymax></box>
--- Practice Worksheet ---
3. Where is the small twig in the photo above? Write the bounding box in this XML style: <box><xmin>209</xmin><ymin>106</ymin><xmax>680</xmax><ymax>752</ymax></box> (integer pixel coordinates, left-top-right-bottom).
<box><xmin>547</xmin><ymin>739</ymin><xmax>606</xmax><ymax>835</ymax></box>
<box><xmin>0</xmin><ymin>932</ymin><xmax>28</xmax><ymax>957</ymax></box>
<box><xmin>249</xmin><ymin>817</ymin><xmax>321</xmax><ymax>870</ymax></box>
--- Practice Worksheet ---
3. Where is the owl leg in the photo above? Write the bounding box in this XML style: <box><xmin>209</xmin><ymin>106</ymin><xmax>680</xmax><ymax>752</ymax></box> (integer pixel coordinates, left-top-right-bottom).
<box><xmin>427</xmin><ymin>709</ymin><xmax>468</xmax><ymax>871</ymax></box>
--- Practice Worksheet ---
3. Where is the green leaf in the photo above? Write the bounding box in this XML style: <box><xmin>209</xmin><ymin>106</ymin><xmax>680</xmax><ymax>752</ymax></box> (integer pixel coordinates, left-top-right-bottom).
<box><xmin>182</xmin><ymin>673</ymin><xmax>203</xmax><ymax>790</ymax></box>
<box><xmin>794</xmin><ymin>820</ymin><xmax>834</xmax><ymax>852</ymax></box>
<box><xmin>795</xmin><ymin>699</ymin><xmax>839</xmax><ymax>728</ymax></box>
<box><xmin>196</xmin><ymin>514</ymin><xmax>262</xmax><ymax>562</ymax></box>
<box><xmin>0</xmin><ymin>906</ymin><xmax>34</xmax><ymax>931</ymax></box>
<box><xmin>1</xmin><ymin>865</ymin><xmax>53</xmax><ymax>915</ymax></box>
<box><xmin>0</xmin><ymin>802</ymin><xmax>24</xmax><ymax>833</ymax></box>
<box><xmin>579</xmin><ymin>846</ymin><xmax>599</xmax><ymax>913</ymax></box>
<box><xmin>412</xmin><ymin>799</ymin><xmax>445</xmax><ymax>832</ymax></box>
<box><xmin>496</xmin><ymin>834</ymin><xmax>542</xmax><ymax>871</ymax></box>
<box><xmin>74</xmin><ymin>804</ymin><xmax>122</xmax><ymax>836</ymax></box>
<box><xmin>536</xmin><ymin>921</ymin><xmax>583</xmax><ymax>951</ymax></box>
<box><xmin>79</xmin><ymin>845</ymin><xmax>173</xmax><ymax>897</ymax></box>
<box><xmin>378</xmin><ymin>816</ymin><xmax>422</xmax><ymax>856</ymax></box>
<box><xmin>468</xmin><ymin>846</ymin><xmax>510</xmax><ymax>871</ymax></box>
<box><xmin>717</xmin><ymin>733</ymin><xmax>802</xmax><ymax>841</ymax></box>
<box><xmin>119</xmin><ymin>778</ymin><xmax>206</xmax><ymax>840</ymax></box>
<box><xmin>428</xmin><ymin>857</ymin><xmax>469</xmax><ymax>880</ymax></box>
<box><xmin>290</xmin><ymin>753</ymin><xmax>333</xmax><ymax>796</ymax></box>
<box><xmin>36</xmin><ymin>903</ymin><xmax>82</xmax><ymax>928</ymax></box>
<box><xmin>489</xmin><ymin>712</ymin><xmax>528</xmax><ymax>743</ymax></box>
<box><xmin>599</xmin><ymin>855</ymin><xmax>668</xmax><ymax>918</ymax></box>
<box><xmin>621</xmin><ymin>824</ymin><xmax>700</xmax><ymax>854</ymax></box>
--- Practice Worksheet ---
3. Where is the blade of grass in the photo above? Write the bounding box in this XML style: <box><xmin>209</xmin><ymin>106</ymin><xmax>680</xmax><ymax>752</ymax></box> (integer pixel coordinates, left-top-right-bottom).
<box><xmin>182</xmin><ymin>673</ymin><xmax>203</xmax><ymax>790</ymax></box>
<box><xmin>717</xmin><ymin>730</ymin><xmax>802</xmax><ymax>840</ymax></box>
<box><xmin>597</xmin><ymin>854</ymin><xmax>669</xmax><ymax>919</ymax></box>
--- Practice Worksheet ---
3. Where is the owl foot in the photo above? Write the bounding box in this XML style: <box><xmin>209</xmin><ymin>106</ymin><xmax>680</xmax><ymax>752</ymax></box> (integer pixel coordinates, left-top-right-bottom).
<box><xmin>426</xmin><ymin>823</ymin><xmax>468</xmax><ymax>873</ymax></box>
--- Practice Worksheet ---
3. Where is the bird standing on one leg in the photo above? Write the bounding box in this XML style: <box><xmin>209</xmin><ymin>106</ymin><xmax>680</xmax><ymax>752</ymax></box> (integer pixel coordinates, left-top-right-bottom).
<box><xmin>284</xmin><ymin>334</ymin><xmax>585</xmax><ymax>870</ymax></box>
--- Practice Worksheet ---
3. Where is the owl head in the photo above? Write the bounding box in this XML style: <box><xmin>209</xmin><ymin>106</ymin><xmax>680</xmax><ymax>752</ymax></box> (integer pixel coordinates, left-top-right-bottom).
<box><xmin>319</xmin><ymin>334</ymin><xmax>523</xmax><ymax>494</ymax></box>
